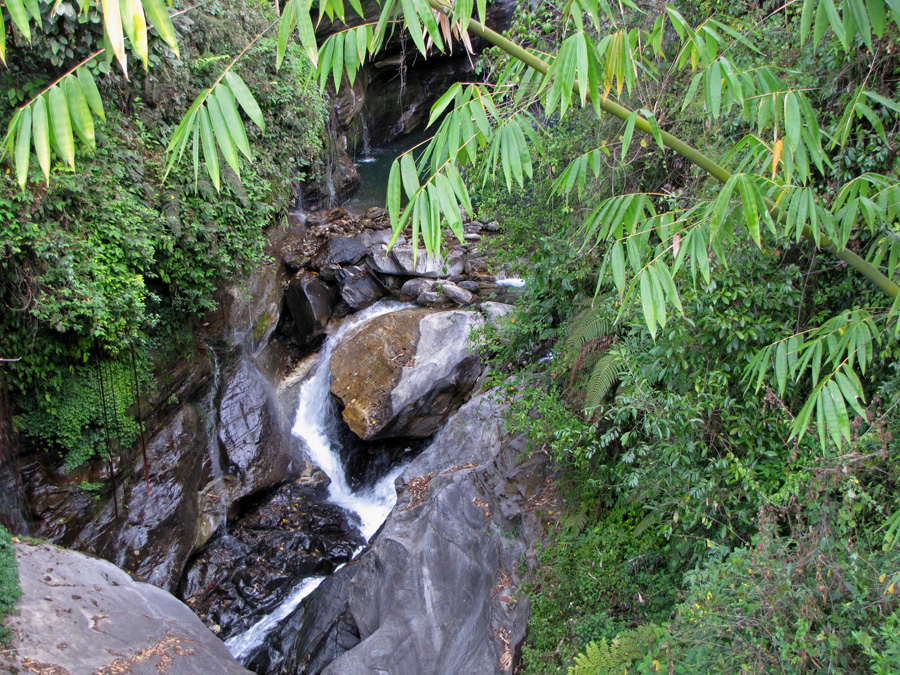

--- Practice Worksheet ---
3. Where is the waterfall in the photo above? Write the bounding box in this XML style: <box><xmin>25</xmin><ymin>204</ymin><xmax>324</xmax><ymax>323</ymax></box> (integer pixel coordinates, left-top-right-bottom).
<box><xmin>356</xmin><ymin>114</ymin><xmax>374</xmax><ymax>164</ymax></box>
<box><xmin>225</xmin><ymin>300</ymin><xmax>409</xmax><ymax>660</ymax></box>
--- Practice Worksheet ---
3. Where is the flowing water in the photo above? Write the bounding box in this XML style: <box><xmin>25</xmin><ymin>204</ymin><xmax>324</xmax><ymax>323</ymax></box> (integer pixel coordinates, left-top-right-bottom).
<box><xmin>225</xmin><ymin>300</ymin><xmax>410</xmax><ymax>660</ymax></box>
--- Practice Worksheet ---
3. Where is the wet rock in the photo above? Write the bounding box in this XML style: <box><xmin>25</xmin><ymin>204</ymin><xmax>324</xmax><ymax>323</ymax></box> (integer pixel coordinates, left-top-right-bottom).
<box><xmin>218</xmin><ymin>357</ymin><xmax>301</xmax><ymax>503</ymax></box>
<box><xmin>484</xmin><ymin>220</ymin><xmax>501</xmax><ymax>231</ymax></box>
<box><xmin>2</xmin><ymin>541</ymin><xmax>251</xmax><ymax>675</ymax></box>
<box><xmin>284</xmin><ymin>271</ymin><xmax>339</xmax><ymax>344</ymax></box>
<box><xmin>400</xmin><ymin>277</ymin><xmax>436</xmax><ymax>298</ymax></box>
<box><xmin>312</xmin><ymin>237</ymin><xmax>368</xmax><ymax>270</ymax></box>
<box><xmin>336</xmin><ymin>265</ymin><xmax>385</xmax><ymax>310</ymax></box>
<box><xmin>416</xmin><ymin>291</ymin><xmax>442</xmax><ymax>306</ymax></box>
<box><xmin>263</xmin><ymin>393</ymin><xmax>546</xmax><ymax>675</ymax></box>
<box><xmin>464</xmin><ymin>233</ymin><xmax>482</xmax><ymax>241</ymax></box>
<box><xmin>307</xmin><ymin>208</ymin><xmax>349</xmax><ymax>227</ymax></box>
<box><xmin>68</xmin><ymin>404</ymin><xmax>210</xmax><ymax>593</ymax></box>
<box><xmin>180</xmin><ymin>482</ymin><xmax>363</xmax><ymax>640</ymax></box>
<box><xmin>356</xmin><ymin>229</ymin><xmax>392</xmax><ymax>248</ymax></box>
<box><xmin>330</xmin><ymin>309</ymin><xmax>484</xmax><ymax>440</ymax></box>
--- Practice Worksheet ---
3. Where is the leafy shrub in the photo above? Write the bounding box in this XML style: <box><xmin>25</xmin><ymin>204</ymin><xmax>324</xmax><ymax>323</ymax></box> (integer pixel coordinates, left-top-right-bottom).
<box><xmin>0</xmin><ymin>526</ymin><xmax>21</xmax><ymax>646</ymax></box>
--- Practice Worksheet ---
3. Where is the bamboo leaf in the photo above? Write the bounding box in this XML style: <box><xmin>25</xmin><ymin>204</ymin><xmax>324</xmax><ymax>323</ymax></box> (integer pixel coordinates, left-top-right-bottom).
<box><xmin>22</xmin><ymin>0</ymin><xmax>39</xmax><ymax>22</ymax></box>
<box><xmin>216</xmin><ymin>86</ymin><xmax>251</xmax><ymax>160</ymax></box>
<box><xmin>639</xmin><ymin>270</ymin><xmax>657</xmax><ymax>339</ymax></box>
<box><xmin>102</xmin><ymin>0</ymin><xmax>128</xmax><ymax>76</ymax></box>
<box><xmin>32</xmin><ymin>95</ymin><xmax>50</xmax><ymax>181</ymax></box>
<box><xmin>6</xmin><ymin>0</ymin><xmax>32</xmax><ymax>42</ymax></box>
<box><xmin>143</xmin><ymin>0</ymin><xmax>179</xmax><ymax>56</ymax></box>
<box><xmin>65</xmin><ymin>76</ymin><xmax>95</xmax><ymax>149</ymax></box>
<box><xmin>206</xmin><ymin>95</ymin><xmax>240</xmax><ymax>177</ymax></box>
<box><xmin>277</xmin><ymin>0</ymin><xmax>298</xmax><ymax>69</ymax></box>
<box><xmin>224</xmin><ymin>71</ymin><xmax>264</xmax><ymax>131</ymax></box>
<box><xmin>48</xmin><ymin>85</ymin><xmax>75</xmax><ymax>168</ymax></box>
<box><xmin>295</xmin><ymin>0</ymin><xmax>318</xmax><ymax>65</ymax></box>
<box><xmin>621</xmin><ymin>110</ymin><xmax>637</xmax><ymax>161</ymax></box>
<box><xmin>0</xmin><ymin>10</ymin><xmax>6</xmax><ymax>64</ymax></box>
<box><xmin>400</xmin><ymin>153</ymin><xmax>419</xmax><ymax>198</ymax></box>
<box><xmin>77</xmin><ymin>67</ymin><xmax>106</xmax><ymax>121</ymax></box>
<box><xmin>387</xmin><ymin>159</ymin><xmax>402</xmax><ymax>235</ymax></box>
<box><xmin>198</xmin><ymin>105</ymin><xmax>220</xmax><ymax>191</ymax></box>
<box><xmin>15</xmin><ymin>106</ymin><xmax>31</xmax><ymax>189</ymax></box>
<box><xmin>119</xmin><ymin>0</ymin><xmax>148</xmax><ymax>68</ymax></box>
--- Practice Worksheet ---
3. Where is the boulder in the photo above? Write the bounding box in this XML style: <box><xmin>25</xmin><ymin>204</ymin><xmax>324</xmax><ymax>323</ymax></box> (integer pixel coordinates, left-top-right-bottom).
<box><xmin>329</xmin><ymin>309</ymin><xmax>484</xmax><ymax>440</ymax></box>
<box><xmin>416</xmin><ymin>291</ymin><xmax>442</xmax><ymax>306</ymax></box>
<box><xmin>1</xmin><ymin>541</ymin><xmax>251</xmax><ymax>675</ymax></box>
<box><xmin>312</xmin><ymin>237</ymin><xmax>367</xmax><ymax>269</ymax></box>
<box><xmin>390</xmin><ymin>247</ymin><xmax>464</xmax><ymax>278</ymax></box>
<box><xmin>400</xmin><ymin>277</ymin><xmax>436</xmax><ymax>298</ymax></box>
<box><xmin>366</xmin><ymin>245</ymin><xmax>406</xmax><ymax>275</ymax></box>
<box><xmin>284</xmin><ymin>271</ymin><xmax>338</xmax><ymax>344</ymax></box>
<box><xmin>438</xmin><ymin>282</ymin><xmax>474</xmax><ymax>305</ymax></box>
<box><xmin>458</xmin><ymin>280</ymin><xmax>481</xmax><ymax>293</ymax></box>
<box><xmin>218</xmin><ymin>357</ymin><xmax>301</xmax><ymax>503</ymax></box>
<box><xmin>480</xmin><ymin>301</ymin><xmax>516</xmax><ymax>323</ymax></box>
<box><xmin>253</xmin><ymin>392</ymin><xmax>547</xmax><ymax>675</ymax></box>
<box><xmin>336</xmin><ymin>265</ymin><xmax>385</xmax><ymax>310</ymax></box>
<box><xmin>484</xmin><ymin>220</ymin><xmax>501</xmax><ymax>231</ymax></box>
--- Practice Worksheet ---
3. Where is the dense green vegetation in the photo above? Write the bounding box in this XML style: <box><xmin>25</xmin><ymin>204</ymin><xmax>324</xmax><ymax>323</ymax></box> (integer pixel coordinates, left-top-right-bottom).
<box><xmin>469</xmin><ymin>1</ymin><xmax>900</xmax><ymax>672</ymax></box>
<box><xmin>0</xmin><ymin>526</ymin><xmax>20</xmax><ymax>645</ymax></box>
<box><xmin>0</xmin><ymin>0</ymin><xmax>327</xmax><ymax>467</ymax></box>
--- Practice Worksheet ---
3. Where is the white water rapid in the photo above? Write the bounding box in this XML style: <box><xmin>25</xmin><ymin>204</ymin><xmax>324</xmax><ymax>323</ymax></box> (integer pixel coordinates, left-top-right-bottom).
<box><xmin>226</xmin><ymin>300</ymin><xmax>409</xmax><ymax>661</ymax></box>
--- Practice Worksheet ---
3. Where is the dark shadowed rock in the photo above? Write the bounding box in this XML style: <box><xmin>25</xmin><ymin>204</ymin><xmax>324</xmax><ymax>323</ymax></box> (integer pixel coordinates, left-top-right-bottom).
<box><xmin>181</xmin><ymin>482</ymin><xmax>364</xmax><ymax>640</ymax></box>
<box><xmin>416</xmin><ymin>290</ymin><xmax>441</xmax><ymax>306</ymax></box>
<box><xmin>330</xmin><ymin>309</ymin><xmax>484</xmax><ymax>440</ymax></box>
<box><xmin>366</xmin><ymin>244</ymin><xmax>406</xmax><ymax>275</ymax></box>
<box><xmin>458</xmin><ymin>280</ymin><xmax>481</xmax><ymax>293</ymax></box>
<box><xmin>1</xmin><ymin>541</ymin><xmax>251</xmax><ymax>675</ymax></box>
<box><xmin>336</xmin><ymin>265</ymin><xmax>385</xmax><ymax>310</ymax></box>
<box><xmin>218</xmin><ymin>357</ymin><xmax>301</xmax><ymax>503</ymax></box>
<box><xmin>312</xmin><ymin>237</ymin><xmax>368</xmax><ymax>270</ymax></box>
<box><xmin>284</xmin><ymin>271</ymin><xmax>339</xmax><ymax>344</ymax></box>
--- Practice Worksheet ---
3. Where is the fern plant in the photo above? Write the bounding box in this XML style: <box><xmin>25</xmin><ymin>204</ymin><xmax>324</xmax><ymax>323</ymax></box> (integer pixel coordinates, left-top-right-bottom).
<box><xmin>564</xmin><ymin>308</ymin><xmax>626</xmax><ymax>414</ymax></box>
<box><xmin>569</xmin><ymin>623</ymin><xmax>664</xmax><ymax>675</ymax></box>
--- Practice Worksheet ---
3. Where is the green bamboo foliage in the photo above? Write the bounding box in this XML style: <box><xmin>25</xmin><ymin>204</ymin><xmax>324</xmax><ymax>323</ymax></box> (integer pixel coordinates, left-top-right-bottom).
<box><xmin>0</xmin><ymin>0</ymin><xmax>179</xmax><ymax>73</ymax></box>
<box><xmin>163</xmin><ymin>72</ymin><xmax>264</xmax><ymax>191</ymax></box>
<box><xmin>1</xmin><ymin>67</ymin><xmax>105</xmax><ymax>188</ymax></box>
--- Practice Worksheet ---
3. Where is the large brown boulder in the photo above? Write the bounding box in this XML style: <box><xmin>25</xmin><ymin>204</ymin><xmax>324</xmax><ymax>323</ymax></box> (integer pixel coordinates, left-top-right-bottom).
<box><xmin>329</xmin><ymin>308</ymin><xmax>484</xmax><ymax>440</ymax></box>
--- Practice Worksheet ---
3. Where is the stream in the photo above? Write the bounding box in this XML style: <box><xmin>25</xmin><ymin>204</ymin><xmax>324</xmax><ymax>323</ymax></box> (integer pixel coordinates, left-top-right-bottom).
<box><xmin>225</xmin><ymin>300</ymin><xmax>410</xmax><ymax>661</ymax></box>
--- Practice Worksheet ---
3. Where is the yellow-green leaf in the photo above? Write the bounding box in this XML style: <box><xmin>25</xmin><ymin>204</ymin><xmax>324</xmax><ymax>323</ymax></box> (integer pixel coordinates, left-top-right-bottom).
<box><xmin>206</xmin><ymin>95</ymin><xmax>240</xmax><ymax>177</ymax></box>
<box><xmin>65</xmin><ymin>76</ymin><xmax>95</xmax><ymax>149</ymax></box>
<box><xmin>15</xmin><ymin>106</ymin><xmax>31</xmax><ymax>189</ymax></box>
<box><xmin>32</xmin><ymin>96</ymin><xmax>50</xmax><ymax>181</ymax></box>
<box><xmin>216</xmin><ymin>86</ymin><xmax>251</xmax><ymax>160</ymax></box>
<box><xmin>223</xmin><ymin>71</ymin><xmax>264</xmax><ymax>131</ymax></box>
<box><xmin>119</xmin><ymin>0</ymin><xmax>148</xmax><ymax>68</ymax></box>
<box><xmin>5</xmin><ymin>0</ymin><xmax>32</xmax><ymax>42</ymax></box>
<box><xmin>143</xmin><ymin>0</ymin><xmax>179</xmax><ymax>57</ymax></box>
<box><xmin>102</xmin><ymin>0</ymin><xmax>128</xmax><ymax>76</ymax></box>
<box><xmin>48</xmin><ymin>85</ymin><xmax>75</xmax><ymax>167</ymax></box>
<box><xmin>198</xmin><ymin>105</ymin><xmax>220</xmax><ymax>191</ymax></box>
<box><xmin>77</xmin><ymin>67</ymin><xmax>106</xmax><ymax>120</ymax></box>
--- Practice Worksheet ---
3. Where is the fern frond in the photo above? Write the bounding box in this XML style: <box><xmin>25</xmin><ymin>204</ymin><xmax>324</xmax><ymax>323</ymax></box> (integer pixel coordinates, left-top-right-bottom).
<box><xmin>565</xmin><ymin>308</ymin><xmax>614</xmax><ymax>357</ymax></box>
<box><xmin>584</xmin><ymin>352</ymin><xmax>622</xmax><ymax>412</ymax></box>
<box><xmin>569</xmin><ymin>624</ymin><xmax>662</xmax><ymax>675</ymax></box>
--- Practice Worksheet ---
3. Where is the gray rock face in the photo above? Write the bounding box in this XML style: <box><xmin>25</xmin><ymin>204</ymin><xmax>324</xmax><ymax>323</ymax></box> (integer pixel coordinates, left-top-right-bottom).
<box><xmin>330</xmin><ymin>309</ymin><xmax>485</xmax><ymax>439</ymax></box>
<box><xmin>218</xmin><ymin>357</ymin><xmax>301</xmax><ymax>503</ymax></box>
<box><xmin>336</xmin><ymin>265</ymin><xmax>385</xmax><ymax>310</ymax></box>
<box><xmin>284</xmin><ymin>271</ymin><xmax>338</xmax><ymax>344</ymax></box>
<box><xmin>458</xmin><ymin>280</ymin><xmax>481</xmax><ymax>293</ymax></box>
<box><xmin>258</xmin><ymin>393</ymin><xmax>547</xmax><ymax>675</ymax></box>
<box><xmin>313</xmin><ymin>236</ymin><xmax>368</xmax><ymax>269</ymax></box>
<box><xmin>400</xmin><ymin>277</ymin><xmax>436</xmax><ymax>298</ymax></box>
<box><xmin>1</xmin><ymin>541</ymin><xmax>251</xmax><ymax>675</ymax></box>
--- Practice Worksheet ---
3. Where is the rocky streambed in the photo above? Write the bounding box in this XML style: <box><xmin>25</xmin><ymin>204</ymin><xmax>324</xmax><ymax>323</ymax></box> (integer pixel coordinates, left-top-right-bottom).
<box><xmin>4</xmin><ymin>206</ymin><xmax>547</xmax><ymax>674</ymax></box>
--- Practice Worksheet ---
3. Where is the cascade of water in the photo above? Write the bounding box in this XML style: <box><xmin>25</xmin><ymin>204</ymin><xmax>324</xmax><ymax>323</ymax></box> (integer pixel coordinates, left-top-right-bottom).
<box><xmin>357</xmin><ymin>114</ymin><xmax>374</xmax><ymax>163</ymax></box>
<box><xmin>202</xmin><ymin>344</ymin><xmax>224</xmax><ymax>482</ymax></box>
<box><xmin>225</xmin><ymin>300</ymin><xmax>409</xmax><ymax>659</ymax></box>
